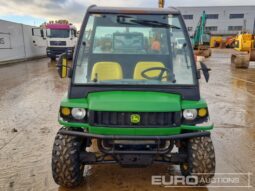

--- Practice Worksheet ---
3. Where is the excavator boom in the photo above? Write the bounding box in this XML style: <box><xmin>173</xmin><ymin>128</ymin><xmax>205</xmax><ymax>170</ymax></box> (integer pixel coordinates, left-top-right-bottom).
<box><xmin>159</xmin><ymin>0</ymin><xmax>165</xmax><ymax>8</ymax></box>
<box><xmin>192</xmin><ymin>11</ymin><xmax>210</xmax><ymax>48</ymax></box>
<box><xmin>192</xmin><ymin>11</ymin><xmax>212</xmax><ymax>58</ymax></box>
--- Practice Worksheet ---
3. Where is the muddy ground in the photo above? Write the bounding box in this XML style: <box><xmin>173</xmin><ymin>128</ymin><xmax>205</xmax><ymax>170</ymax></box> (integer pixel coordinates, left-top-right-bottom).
<box><xmin>0</xmin><ymin>49</ymin><xmax>254</xmax><ymax>191</ymax></box>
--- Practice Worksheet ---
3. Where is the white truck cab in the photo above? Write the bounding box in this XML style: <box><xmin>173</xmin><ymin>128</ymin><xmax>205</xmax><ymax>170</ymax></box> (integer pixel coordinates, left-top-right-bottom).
<box><xmin>32</xmin><ymin>22</ymin><xmax>77</xmax><ymax>60</ymax></box>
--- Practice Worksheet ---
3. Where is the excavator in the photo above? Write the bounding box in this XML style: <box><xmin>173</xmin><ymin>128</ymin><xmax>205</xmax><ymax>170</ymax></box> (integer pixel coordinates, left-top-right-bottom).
<box><xmin>231</xmin><ymin>33</ymin><xmax>255</xmax><ymax>68</ymax></box>
<box><xmin>191</xmin><ymin>11</ymin><xmax>212</xmax><ymax>58</ymax></box>
<box><xmin>159</xmin><ymin>1</ymin><xmax>211</xmax><ymax>58</ymax></box>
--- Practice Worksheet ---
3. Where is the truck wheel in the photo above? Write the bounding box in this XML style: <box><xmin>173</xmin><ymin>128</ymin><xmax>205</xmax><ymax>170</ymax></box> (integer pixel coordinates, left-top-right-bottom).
<box><xmin>180</xmin><ymin>136</ymin><xmax>215</xmax><ymax>185</ymax></box>
<box><xmin>52</xmin><ymin>128</ymin><xmax>84</xmax><ymax>188</ymax></box>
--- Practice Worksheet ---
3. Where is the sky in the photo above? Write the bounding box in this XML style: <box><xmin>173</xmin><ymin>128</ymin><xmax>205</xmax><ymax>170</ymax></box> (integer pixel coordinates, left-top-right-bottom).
<box><xmin>0</xmin><ymin>0</ymin><xmax>255</xmax><ymax>29</ymax></box>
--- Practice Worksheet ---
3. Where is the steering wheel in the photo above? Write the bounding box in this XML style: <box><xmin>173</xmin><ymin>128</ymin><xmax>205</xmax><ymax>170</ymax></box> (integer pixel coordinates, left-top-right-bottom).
<box><xmin>141</xmin><ymin>67</ymin><xmax>175</xmax><ymax>82</ymax></box>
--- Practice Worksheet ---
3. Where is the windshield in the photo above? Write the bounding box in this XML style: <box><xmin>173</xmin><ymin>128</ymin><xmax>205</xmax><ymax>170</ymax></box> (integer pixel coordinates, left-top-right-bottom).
<box><xmin>74</xmin><ymin>14</ymin><xmax>195</xmax><ymax>85</ymax></box>
<box><xmin>47</xmin><ymin>29</ymin><xmax>70</xmax><ymax>38</ymax></box>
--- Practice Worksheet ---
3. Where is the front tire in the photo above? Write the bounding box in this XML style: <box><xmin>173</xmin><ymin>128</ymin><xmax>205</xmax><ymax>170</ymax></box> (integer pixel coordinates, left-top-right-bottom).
<box><xmin>180</xmin><ymin>136</ymin><xmax>215</xmax><ymax>185</ymax></box>
<box><xmin>52</xmin><ymin>128</ymin><xmax>84</xmax><ymax>188</ymax></box>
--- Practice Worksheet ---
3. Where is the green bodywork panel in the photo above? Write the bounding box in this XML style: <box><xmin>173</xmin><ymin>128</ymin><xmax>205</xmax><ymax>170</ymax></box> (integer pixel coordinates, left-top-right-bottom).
<box><xmin>61</xmin><ymin>97</ymin><xmax>88</xmax><ymax>108</ymax></box>
<box><xmin>181</xmin><ymin>99</ymin><xmax>207</xmax><ymax>109</ymax></box>
<box><xmin>59</xmin><ymin>91</ymin><xmax>212</xmax><ymax>136</ymax></box>
<box><xmin>60</xmin><ymin>92</ymin><xmax>207</xmax><ymax>111</ymax></box>
<box><xmin>87</xmin><ymin>91</ymin><xmax>181</xmax><ymax>112</ymax></box>
<box><xmin>59</xmin><ymin>118</ymin><xmax>213</xmax><ymax>135</ymax></box>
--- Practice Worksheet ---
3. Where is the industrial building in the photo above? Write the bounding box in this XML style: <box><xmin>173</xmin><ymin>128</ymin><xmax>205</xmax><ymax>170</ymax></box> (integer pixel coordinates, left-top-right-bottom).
<box><xmin>178</xmin><ymin>6</ymin><xmax>255</xmax><ymax>36</ymax></box>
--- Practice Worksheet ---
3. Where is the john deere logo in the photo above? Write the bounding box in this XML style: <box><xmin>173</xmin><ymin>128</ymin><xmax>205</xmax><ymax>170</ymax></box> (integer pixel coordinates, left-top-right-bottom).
<box><xmin>130</xmin><ymin>114</ymin><xmax>140</xmax><ymax>124</ymax></box>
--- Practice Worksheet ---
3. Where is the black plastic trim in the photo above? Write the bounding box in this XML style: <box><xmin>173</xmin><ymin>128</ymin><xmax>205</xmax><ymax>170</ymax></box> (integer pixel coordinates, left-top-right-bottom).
<box><xmin>88</xmin><ymin>110</ymin><xmax>181</xmax><ymax>128</ymax></box>
<box><xmin>69</xmin><ymin>86</ymin><xmax>200</xmax><ymax>100</ymax></box>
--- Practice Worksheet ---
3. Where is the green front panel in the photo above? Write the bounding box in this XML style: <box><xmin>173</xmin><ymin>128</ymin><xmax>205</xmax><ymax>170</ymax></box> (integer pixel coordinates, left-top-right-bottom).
<box><xmin>59</xmin><ymin>91</ymin><xmax>212</xmax><ymax>136</ymax></box>
<box><xmin>87</xmin><ymin>91</ymin><xmax>181</xmax><ymax>112</ymax></box>
<box><xmin>88</xmin><ymin>126</ymin><xmax>181</xmax><ymax>136</ymax></box>
<box><xmin>61</xmin><ymin>97</ymin><xmax>88</xmax><ymax>108</ymax></box>
<box><xmin>59</xmin><ymin>119</ymin><xmax>213</xmax><ymax>136</ymax></box>
<box><xmin>181</xmin><ymin>98</ymin><xmax>207</xmax><ymax>109</ymax></box>
<box><xmin>89</xmin><ymin>126</ymin><xmax>136</xmax><ymax>135</ymax></box>
<box><xmin>60</xmin><ymin>93</ymin><xmax>207</xmax><ymax>111</ymax></box>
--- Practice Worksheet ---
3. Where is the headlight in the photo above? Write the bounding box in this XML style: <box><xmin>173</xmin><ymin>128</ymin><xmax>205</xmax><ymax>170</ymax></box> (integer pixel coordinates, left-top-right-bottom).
<box><xmin>183</xmin><ymin>109</ymin><xmax>197</xmax><ymax>120</ymax></box>
<box><xmin>61</xmin><ymin>107</ymin><xmax>71</xmax><ymax>116</ymax></box>
<box><xmin>71</xmin><ymin>108</ymin><xmax>86</xmax><ymax>120</ymax></box>
<box><xmin>198</xmin><ymin>108</ymin><xmax>207</xmax><ymax>117</ymax></box>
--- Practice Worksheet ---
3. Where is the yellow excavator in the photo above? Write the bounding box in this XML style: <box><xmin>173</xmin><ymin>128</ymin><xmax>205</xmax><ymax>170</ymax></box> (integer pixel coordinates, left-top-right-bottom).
<box><xmin>231</xmin><ymin>33</ymin><xmax>255</xmax><ymax>68</ymax></box>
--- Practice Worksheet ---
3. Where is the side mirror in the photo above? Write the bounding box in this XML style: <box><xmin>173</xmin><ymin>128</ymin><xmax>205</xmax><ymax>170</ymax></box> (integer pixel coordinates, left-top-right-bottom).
<box><xmin>57</xmin><ymin>53</ymin><xmax>68</xmax><ymax>78</ymax></box>
<box><xmin>200</xmin><ymin>62</ymin><xmax>211</xmax><ymax>82</ymax></box>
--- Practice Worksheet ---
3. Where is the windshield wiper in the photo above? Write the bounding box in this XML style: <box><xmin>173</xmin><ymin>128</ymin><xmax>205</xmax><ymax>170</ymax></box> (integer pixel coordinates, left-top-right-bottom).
<box><xmin>116</xmin><ymin>15</ymin><xmax>180</xmax><ymax>29</ymax></box>
<box><xmin>130</xmin><ymin>19</ymin><xmax>180</xmax><ymax>29</ymax></box>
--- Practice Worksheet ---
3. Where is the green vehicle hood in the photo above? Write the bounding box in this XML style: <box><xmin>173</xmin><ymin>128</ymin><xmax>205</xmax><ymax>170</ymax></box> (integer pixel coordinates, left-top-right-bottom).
<box><xmin>87</xmin><ymin>91</ymin><xmax>181</xmax><ymax>112</ymax></box>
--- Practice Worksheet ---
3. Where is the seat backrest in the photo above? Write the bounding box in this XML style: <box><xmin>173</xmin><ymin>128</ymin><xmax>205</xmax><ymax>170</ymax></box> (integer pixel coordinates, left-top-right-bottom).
<box><xmin>90</xmin><ymin>62</ymin><xmax>123</xmax><ymax>81</ymax></box>
<box><xmin>133</xmin><ymin>61</ymin><xmax>166</xmax><ymax>80</ymax></box>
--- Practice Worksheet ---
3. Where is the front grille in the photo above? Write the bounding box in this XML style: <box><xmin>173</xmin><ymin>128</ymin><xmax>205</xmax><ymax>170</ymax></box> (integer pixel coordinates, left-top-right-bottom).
<box><xmin>88</xmin><ymin>111</ymin><xmax>181</xmax><ymax>127</ymax></box>
<box><xmin>47</xmin><ymin>47</ymin><xmax>67</xmax><ymax>56</ymax></box>
<box><xmin>50</xmin><ymin>41</ymin><xmax>66</xmax><ymax>46</ymax></box>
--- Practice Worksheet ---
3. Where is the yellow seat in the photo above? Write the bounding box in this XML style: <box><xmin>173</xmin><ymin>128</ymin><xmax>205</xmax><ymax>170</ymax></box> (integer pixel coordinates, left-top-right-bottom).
<box><xmin>133</xmin><ymin>61</ymin><xmax>166</xmax><ymax>80</ymax></box>
<box><xmin>91</xmin><ymin>62</ymin><xmax>123</xmax><ymax>81</ymax></box>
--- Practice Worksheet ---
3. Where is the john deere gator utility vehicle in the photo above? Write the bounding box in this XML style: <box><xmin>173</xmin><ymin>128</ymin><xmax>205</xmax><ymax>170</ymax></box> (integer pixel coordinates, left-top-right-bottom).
<box><xmin>52</xmin><ymin>5</ymin><xmax>215</xmax><ymax>188</ymax></box>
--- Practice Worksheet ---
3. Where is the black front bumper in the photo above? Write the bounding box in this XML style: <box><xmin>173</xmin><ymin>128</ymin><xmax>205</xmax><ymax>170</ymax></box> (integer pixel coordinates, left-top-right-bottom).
<box><xmin>59</xmin><ymin>129</ymin><xmax>210</xmax><ymax>164</ymax></box>
<box><xmin>59</xmin><ymin>129</ymin><xmax>210</xmax><ymax>140</ymax></box>
<box><xmin>47</xmin><ymin>47</ymin><xmax>74</xmax><ymax>59</ymax></box>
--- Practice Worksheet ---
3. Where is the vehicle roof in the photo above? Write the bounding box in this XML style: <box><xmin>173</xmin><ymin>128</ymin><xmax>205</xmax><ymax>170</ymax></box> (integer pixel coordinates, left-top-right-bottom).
<box><xmin>46</xmin><ymin>23</ymin><xmax>70</xmax><ymax>30</ymax></box>
<box><xmin>88</xmin><ymin>5</ymin><xmax>180</xmax><ymax>15</ymax></box>
<box><xmin>46</xmin><ymin>23</ymin><xmax>76</xmax><ymax>30</ymax></box>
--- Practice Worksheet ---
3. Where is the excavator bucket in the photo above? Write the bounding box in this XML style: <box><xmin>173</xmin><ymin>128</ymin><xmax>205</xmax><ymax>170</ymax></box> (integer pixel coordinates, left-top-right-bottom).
<box><xmin>231</xmin><ymin>52</ymin><xmax>250</xmax><ymax>69</ymax></box>
<box><xmin>194</xmin><ymin>45</ymin><xmax>212</xmax><ymax>58</ymax></box>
